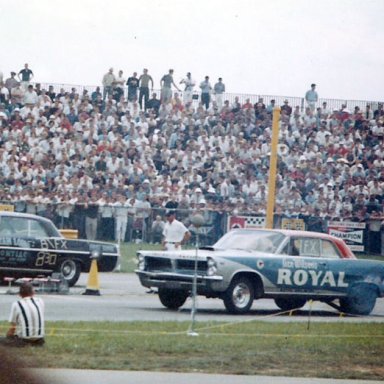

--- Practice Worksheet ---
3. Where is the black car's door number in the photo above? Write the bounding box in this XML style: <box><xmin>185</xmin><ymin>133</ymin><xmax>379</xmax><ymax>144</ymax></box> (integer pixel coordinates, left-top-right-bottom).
<box><xmin>35</xmin><ymin>252</ymin><xmax>58</xmax><ymax>266</ymax></box>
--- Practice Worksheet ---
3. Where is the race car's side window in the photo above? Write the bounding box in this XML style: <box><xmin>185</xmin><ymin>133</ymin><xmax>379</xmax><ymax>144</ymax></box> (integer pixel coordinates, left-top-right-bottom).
<box><xmin>299</xmin><ymin>238</ymin><xmax>321</xmax><ymax>257</ymax></box>
<box><xmin>320</xmin><ymin>240</ymin><xmax>341</xmax><ymax>259</ymax></box>
<box><xmin>4</xmin><ymin>217</ymin><xmax>49</xmax><ymax>238</ymax></box>
<box><xmin>282</xmin><ymin>239</ymin><xmax>301</xmax><ymax>256</ymax></box>
<box><xmin>27</xmin><ymin>219</ymin><xmax>49</xmax><ymax>238</ymax></box>
<box><xmin>0</xmin><ymin>218</ymin><xmax>14</xmax><ymax>236</ymax></box>
<box><xmin>284</xmin><ymin>238</ymin><xmax>321</xmax><ymax>257</ymax></box>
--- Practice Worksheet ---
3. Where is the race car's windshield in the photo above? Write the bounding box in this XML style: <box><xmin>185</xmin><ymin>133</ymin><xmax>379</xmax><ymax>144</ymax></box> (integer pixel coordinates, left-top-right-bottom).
<box><xmin>213</xmin><ymin>230</ymin><xmax>285</xmax><ymax>253</ymax></box>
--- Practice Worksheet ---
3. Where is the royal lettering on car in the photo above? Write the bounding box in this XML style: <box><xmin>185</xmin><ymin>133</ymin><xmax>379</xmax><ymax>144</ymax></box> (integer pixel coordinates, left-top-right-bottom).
<box><xmin>277</xmin><ymin>269</ymin><xmax>348</xmax><ymax>287</ymax></box>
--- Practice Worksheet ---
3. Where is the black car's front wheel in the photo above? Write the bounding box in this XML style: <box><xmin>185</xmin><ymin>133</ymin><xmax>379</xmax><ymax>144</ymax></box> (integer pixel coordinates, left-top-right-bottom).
<box><xmin>223</xmin><ymin>276</ymin><xmax>255</xmax><ymax>314</ymax></box>
<box><xmin>57</xmin><ymin>259</ymin><xmax>81</xmax><ymax>287</ymax></box>
<box><xmin>158</xmin><ymin>288</ymin><xmax>189</xmax><ymax>310</ymax></box>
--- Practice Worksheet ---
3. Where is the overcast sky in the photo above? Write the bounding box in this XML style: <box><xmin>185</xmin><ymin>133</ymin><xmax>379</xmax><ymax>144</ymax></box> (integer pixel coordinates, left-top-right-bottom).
<box><xmin>1</xmin><ymin>0</ymin><xmax>383</xmax><ymax>101</ymax></box>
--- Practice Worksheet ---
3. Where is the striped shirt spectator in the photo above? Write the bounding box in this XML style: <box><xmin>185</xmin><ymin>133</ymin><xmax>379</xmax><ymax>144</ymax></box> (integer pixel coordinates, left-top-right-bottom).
<box><xmin>1</xmin><ymin>282</ymin><xmax>45</xmax><ymax>346</ymax></box>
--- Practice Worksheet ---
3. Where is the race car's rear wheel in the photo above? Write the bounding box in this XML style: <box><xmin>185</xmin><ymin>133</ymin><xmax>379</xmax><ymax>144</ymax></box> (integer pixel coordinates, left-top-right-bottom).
<box><xmin>57</xmin><ymin>259</ymin><xmax>81</xmax><ymax>287</ymax></box>
<box><xmin>339</xmin><ymin>285</ymin><xmax>377</xmax><ymax>315</ymax></box>
<box><xmin>274</xmin><ymin>298</ymin><xmax>306</xmax><ymax>312</ymax></box>
<box><xmin>158</xmin><ymin>288</ymin><xmax>189</xmax><ymax>310</ymax></box>
<box><xmin>223</xmin><ymin>276</ymin><xmax>255</xmax><ymax>314</ymax></box>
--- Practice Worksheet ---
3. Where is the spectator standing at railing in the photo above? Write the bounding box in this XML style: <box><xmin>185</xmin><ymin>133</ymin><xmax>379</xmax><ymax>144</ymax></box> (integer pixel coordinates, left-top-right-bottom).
<box><xmin>18</xmin><ymin>63</ymin><xmax>34</xmax><ymax>90</ymax></box>
<box><xmin>200</xmin><ymin>76</ymin><xmax>212</xmax><ymax>110</ymax></box>
<box><xmin>113</xmin><ymin>194</ymin><xmax>129</xmax><ymax>243</ymax></box>
<box><xmin>113</xmin><ymin>70</ymin><xmax>125</xmax><ymax>102</ymax></box>
<box><xmin>102</xmin><ymin>68</ymin><xmax>115</xmax><ymax>100</ymax></box>
<box><xmin>97</xmin><ymin>192</ymin><xmax>115</xmax><ymax>241</ymax></box>
<box><xmin>151</xmin><ymin>215</ymin><xmax>165</xmax><ymax>244</ymax></box>
<box><xmin>72</xmin><ymin>192</ymin><xmax>87</xmax><ymax>238</ymax></box>
<box><xmin>180</xmin><ymin>72</ymin><xmax>195</xmax><ymax>105</ymax></box>
<box><xmin>305</xmin><ymin>83</ymin><xmax>318</xmax><ymax>111</ymax></box>
<box><xmin>213</xmin><ymin>77</ymin><xmax>225</xmax><ymax>110</ymax></box>
<box><xmin>84</xmin><ymin>191</ymin><xmax>99</xmax><ymax>240</ymax></box>
<box><xmin>56</xmin><ymin>195</ymin><xmax>72</xmax><ymax>229</ymax></box>
<box><xmin>126</xmin><ymin>71</ymin><xmax>139</xmax><ymax>102</ymax></box>
<box><xmin>160</xmin><ymin>69</ymin><xmax>180</xmax><ymax>104</ymax></box>
<box><xmin>138</xmin><ymin>68</ymin><xmax>154</xmax><ymax>110</ymax></box>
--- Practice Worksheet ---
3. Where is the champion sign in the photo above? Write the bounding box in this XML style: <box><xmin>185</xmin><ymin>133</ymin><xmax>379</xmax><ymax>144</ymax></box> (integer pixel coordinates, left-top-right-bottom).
<box><xmin>328</xmin><ymin>221</ymin><xmax>366</xmax><ymax>252</ymax></box>
<box><xmin>329</xmin><ymin>229</ymin><xmax>363</xmax><ymax>244</ymax></box>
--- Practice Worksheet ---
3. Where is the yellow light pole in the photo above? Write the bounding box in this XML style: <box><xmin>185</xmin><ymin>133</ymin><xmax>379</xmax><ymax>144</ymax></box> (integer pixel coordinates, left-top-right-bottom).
<box><xmin>265</xmin><ymin>107</ymin><xmax>281</xmax><ymax>229</ymax></box>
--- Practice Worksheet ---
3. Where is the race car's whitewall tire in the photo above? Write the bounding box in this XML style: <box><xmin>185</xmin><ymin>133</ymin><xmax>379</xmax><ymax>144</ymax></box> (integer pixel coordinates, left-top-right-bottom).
<box><xmin>57</xmin><ymin>259</ymin><xmax>81</xmax><ymax>287</ymax></box>
<box><xmin>158</xmin><ymin>288</ymin><xmax>189</xmax><ymax>310</ymax></box>
<box><xmin>223</xmin><ymin>276</ymin><xmax>255</xmax><ymax>314</ymax></box>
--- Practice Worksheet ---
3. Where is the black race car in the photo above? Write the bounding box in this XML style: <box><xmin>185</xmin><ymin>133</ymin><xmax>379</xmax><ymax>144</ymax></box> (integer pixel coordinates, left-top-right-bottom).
<box><xmin>0</xmin><ymin>211</ymin><xmax>120</xmax><ymax>286</ymax></box>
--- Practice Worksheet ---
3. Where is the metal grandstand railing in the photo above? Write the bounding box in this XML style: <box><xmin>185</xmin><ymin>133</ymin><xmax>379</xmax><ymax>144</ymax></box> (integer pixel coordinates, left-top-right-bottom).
<box><xmin>34</xmin><ymin>81</ymin><xmax>381</xmax><ymax>113</ymax></box>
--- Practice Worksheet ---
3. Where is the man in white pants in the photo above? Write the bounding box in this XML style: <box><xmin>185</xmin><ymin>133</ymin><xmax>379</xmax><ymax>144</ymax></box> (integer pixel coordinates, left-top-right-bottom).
<box><xmin>113</xmin><ymin>194</ymin><xmax>129</xmax><ymax>243</ymax></box>
<box><xmin>213</xmin><ymin>77</ymin><xmax>225</xmax><ymax>110</ymax></box>
<box><xmin>162</xmin><ymin>210</ymin><xmax>191</xmax><ymax>251</ymax></box>
<box><xmin>180</xmin><ymin>72</ymin><xmax>195</xmax><ymax>105</ymax></box>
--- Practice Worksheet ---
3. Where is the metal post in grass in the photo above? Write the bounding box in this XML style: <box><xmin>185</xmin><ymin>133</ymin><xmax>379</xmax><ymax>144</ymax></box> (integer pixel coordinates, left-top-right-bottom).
<box><xmin>188</xmin><ymin>213</ymin><xmax>205</xmax><ymax>337</ymax></box>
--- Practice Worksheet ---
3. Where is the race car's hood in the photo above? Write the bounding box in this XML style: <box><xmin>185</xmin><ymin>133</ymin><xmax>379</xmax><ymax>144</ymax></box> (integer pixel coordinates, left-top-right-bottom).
<box><xmin>138</xmin><ymin>247</ymin><xmax>272</xmax><ymax>260</ymax></box>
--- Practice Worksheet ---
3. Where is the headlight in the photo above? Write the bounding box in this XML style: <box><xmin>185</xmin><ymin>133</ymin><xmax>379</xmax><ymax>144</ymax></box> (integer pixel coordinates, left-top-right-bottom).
<box><xmin>207</xmin><ymin>257</ymin><xmax>217</xmax><ymax>276</ymax></box>
<box><xmin>137</xmin><ymin>254</ymin><xmax>145</xmax><ymax>271</ymax></box>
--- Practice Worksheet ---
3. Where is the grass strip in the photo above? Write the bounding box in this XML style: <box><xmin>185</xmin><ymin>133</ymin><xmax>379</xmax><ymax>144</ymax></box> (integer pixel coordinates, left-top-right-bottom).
<box><xmin>2</xmin><ymin>320</ymin><xmax>383</xmax><ymax>380</ymax></box>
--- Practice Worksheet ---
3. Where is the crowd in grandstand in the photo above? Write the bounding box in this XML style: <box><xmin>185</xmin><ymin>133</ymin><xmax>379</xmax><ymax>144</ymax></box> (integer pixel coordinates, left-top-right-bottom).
<box><xmin>0</xmin><ymin>65</ymin><xmax>383</xmax><ymax>250</ymax></box>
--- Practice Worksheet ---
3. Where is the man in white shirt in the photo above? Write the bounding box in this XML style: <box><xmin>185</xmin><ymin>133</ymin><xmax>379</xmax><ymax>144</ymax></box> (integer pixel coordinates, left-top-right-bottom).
<box><xmin>180</xmin><ymin>72</ymin><xmax>195</xmax><ymax>105</ymax></box>
<box><xmin>23</xmin><ymin>85</ymin><xmax>38</xmax><ymax>105</ymax></box>
<box><xmin>162</xmin><ymin>210</ymin><xmax>191</xmax><ymax>251</ymax></box>
<box><xmin>113</xmin><ymin>194</ymin><xmax>129</xmax><ymax>242</ymax></box>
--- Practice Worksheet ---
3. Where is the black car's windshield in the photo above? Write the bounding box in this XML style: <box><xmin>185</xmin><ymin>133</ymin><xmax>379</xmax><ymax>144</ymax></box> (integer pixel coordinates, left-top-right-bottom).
<box><xmin>213</xmin><ymin>230</ymin><xmax>285</xmax><ymax>253</ymax></box>
<box><xmin>0</xmin><ymin>216</ymin><xmax>61</xmax><ymax>238</ymax></box>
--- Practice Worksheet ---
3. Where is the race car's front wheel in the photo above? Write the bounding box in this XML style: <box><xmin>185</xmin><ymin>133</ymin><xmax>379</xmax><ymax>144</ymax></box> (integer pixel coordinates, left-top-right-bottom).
<box><xmin>57</xmin><ymin>259</ymin><xmax>81</xmax><ymax>287</ymax></box>
<box><xmin>339</xmin><ymin>285</ymin><xmax>377</xmax><ymax>315</ymax></box>
<box><xmin>274</xmin><ymin>298</ymin><xmax>306</xmax><ymax>312</ymax></box>
<box><xmin>158</xmin><ymin>288</ymin><xmax>189</xmax><ymax>310</ymax></box>
<box><xmin>223</xmin><ymin>276</ymin><xmax>255</xmax><ymax>314</ymax></box>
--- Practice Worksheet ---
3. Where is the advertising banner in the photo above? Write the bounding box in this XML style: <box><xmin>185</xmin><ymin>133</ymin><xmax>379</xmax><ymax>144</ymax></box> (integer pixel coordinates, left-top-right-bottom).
<box><xmin>328</xmin><ymin>221</ymin><xmax>366</xmax><ymax>252</ymax></box>
<box><xmin>281</xmin><ymin>218</ymin><xmax>305</xmax><ymax>231</ymax></box>
<box><xmin>227</xmin><ymin>216</ymin><xmax>265</xmax><ymax>231</ymax></box>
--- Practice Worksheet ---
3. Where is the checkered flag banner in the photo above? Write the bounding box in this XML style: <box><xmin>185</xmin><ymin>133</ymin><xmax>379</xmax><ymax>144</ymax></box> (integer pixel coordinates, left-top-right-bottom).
<box><xmin>245</xmin><ymin>216</ymin><xmax>266</xmax><ymax>228</ymax></box>
<box><xmin>228</xmin><ymin>216</ymin><xmax>266</xmax><ymax>231</ymax></box>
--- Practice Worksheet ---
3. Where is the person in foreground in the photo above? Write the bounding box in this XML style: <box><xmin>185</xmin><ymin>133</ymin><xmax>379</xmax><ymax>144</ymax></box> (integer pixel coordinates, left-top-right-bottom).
<box><xmin>0</xmin><ymin>281</ymin><xmax>45</xmax><ymax>347</ymax></box>
<box><xmin>0</xmin><ymin>346</ymin><xmax>47</xmax><ymax>384</ymax></box>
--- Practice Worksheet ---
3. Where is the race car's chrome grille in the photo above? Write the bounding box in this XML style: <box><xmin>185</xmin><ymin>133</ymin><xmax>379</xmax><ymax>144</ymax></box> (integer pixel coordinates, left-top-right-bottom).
<box><xmin>177</xmin><ymin>259</ymin><xmax>207</xmax><ymax>272</ymax></box>
<box><xmin>146</xmin><ymin>257</ymin><xmax>172</xmax><ymax>272</ymax></box>
<box><xmin>145</xmin><ymin>257</ymin><xmax>207</xmax><ymax>274</ymax></box>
